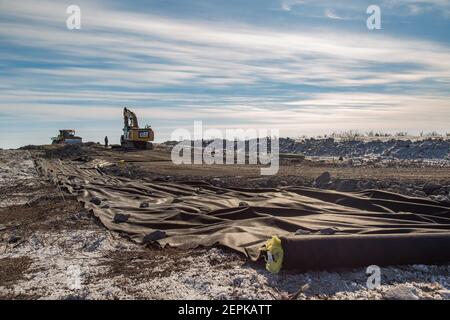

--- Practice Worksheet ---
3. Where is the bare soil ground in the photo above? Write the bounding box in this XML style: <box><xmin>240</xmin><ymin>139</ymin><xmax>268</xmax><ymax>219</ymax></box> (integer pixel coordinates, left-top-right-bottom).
<box><xmin>91</xmin><ymin>145</ymin><xmax>450</xmax><ymax>181</ymax></box>
<box><xmin>1</xmin><ymin>146</ymin><xmax>449</xmax><ymax>300</ymax></box>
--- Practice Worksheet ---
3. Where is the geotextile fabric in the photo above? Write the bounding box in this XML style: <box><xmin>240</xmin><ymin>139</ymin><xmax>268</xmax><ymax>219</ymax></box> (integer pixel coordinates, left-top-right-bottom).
<box><xmin>37</xmin><ymin>158</ymin><xmax>450</xmax><ymax>270</ymax></box>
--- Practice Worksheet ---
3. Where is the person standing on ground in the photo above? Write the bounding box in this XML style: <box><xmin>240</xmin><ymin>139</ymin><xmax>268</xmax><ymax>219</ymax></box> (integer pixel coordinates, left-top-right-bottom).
<box><xmin>104</xmin><ymin>136</ymin><xmax>109</xmax><ymax>148</ymax></box>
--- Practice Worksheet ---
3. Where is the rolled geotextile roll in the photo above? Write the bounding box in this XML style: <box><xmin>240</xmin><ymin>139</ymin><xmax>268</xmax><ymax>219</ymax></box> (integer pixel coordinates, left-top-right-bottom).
<box><xmin>281</xmin><ymin>233</ymin><xmax>450</xmax><ymax>270</ymax></box>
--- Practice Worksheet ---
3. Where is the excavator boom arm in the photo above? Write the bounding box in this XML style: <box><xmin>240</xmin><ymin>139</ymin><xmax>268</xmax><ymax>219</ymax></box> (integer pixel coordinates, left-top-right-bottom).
<box><xmin>123</xmin><ymin>107</ymin><xmax>139</xmax><ymax>129</ymax></box>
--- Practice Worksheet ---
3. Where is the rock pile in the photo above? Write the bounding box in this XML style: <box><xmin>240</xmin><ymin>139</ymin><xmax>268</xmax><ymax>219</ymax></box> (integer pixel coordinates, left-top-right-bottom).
<box><xmin>311</xmin><ymin>172</ymin><xmax>450</xmax><ymax>203</ymax></box>
<box><xmin>279</xmin><ymin>138</ymin><xmax>450</xmax><ymax>160</ymax></box>
<box><xmin>164</xmin><ymin>138</ymin><xmax>450</xmax><ymax>160</ymax></box>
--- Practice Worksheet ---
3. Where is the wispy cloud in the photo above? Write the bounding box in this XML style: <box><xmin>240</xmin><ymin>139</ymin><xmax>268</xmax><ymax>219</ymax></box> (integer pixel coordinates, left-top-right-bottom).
<box><xmin>280</xmin><ymin>0</ymin><xmax>305</xmax><ymax>11</ymax></box>
<box><xmin>381</xmin><ymin>0</ymin><xmax>450</xmax><ymax>18</ymax></box>
<box><xmin>324</xmin><ymin>9</ymin><xmax>346</xmax><ymax>20</ymax></box>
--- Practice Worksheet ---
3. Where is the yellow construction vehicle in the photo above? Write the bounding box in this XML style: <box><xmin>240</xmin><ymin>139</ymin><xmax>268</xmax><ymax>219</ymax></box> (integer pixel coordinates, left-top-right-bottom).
<box><xmin>51</xmin><ymin>129</ymin><xmax>82</xmax><ymax>144</ymax></box>
<box><xmin>121</xmin><ymin>107</ymin><xmax>154</xmax><ymax>150</ymax></box>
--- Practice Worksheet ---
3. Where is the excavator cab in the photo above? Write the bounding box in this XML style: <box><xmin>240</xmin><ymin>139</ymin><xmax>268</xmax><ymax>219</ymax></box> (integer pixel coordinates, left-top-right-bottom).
<box><xmin>121</xmin><ymin>107</ymin><xmax>154</xmax><ymax>150</ymax></box>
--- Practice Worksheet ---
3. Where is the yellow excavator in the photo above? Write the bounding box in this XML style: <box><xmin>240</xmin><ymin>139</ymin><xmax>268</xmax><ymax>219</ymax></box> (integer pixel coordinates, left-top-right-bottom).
<box><xmin>121</xmin><ymin>107</ymin><xmax>154</xmax><ymax>150</ymax></box>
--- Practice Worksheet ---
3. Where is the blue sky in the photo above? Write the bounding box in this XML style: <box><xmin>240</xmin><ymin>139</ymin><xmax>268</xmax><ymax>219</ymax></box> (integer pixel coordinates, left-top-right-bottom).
<box><xmin>1</xmin><ymin>0</ymin><xmax>450</xmax><ymax>148</ymax></box>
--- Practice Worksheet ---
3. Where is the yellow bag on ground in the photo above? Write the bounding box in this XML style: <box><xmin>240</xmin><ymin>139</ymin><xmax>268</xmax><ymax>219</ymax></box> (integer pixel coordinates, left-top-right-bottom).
<box><xmin>262</xmin><ymin>236</ymin><xmax>284</xmax><ymax>273</ymax></box>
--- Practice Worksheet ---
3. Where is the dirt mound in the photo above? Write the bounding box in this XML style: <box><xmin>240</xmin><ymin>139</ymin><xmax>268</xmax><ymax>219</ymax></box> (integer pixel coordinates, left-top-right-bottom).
<box><xmin>18</xmin><ymin>145</ymin><xmax>46</xmax><ymax>151</ymax></box>
<box><xmin>43</xmin><ymin>144</ymin><xmax>88</xmax><ymax>159</ymax></box>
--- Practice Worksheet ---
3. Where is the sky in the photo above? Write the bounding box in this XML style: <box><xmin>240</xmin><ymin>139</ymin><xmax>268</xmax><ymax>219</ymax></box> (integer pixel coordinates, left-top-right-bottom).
<box><xmin>0</xmin><ymin>0</ymin><xmax>450</xmax><ymax>148</ymax></box>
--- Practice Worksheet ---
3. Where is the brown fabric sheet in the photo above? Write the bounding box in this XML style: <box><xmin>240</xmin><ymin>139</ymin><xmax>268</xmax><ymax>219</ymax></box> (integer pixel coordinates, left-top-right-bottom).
<box><xmin>37</xmin><ymin>158</ymin><xmax>450</xmax><ymax>268</ymax></box>
<box><xmin>282</xmin><ymin>233</ymin><xmax>450</xmax><ymax>270</ymax></box>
